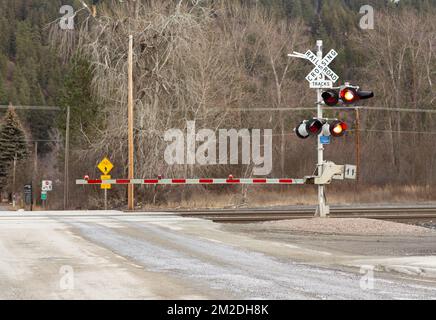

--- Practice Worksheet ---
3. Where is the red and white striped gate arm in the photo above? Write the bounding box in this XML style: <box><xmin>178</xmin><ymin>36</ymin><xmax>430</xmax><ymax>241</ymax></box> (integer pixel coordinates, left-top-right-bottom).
<box><xmin>76</xmin><ymin>177</ymin><xmax>306</xmax><ymax>185</ymax></box>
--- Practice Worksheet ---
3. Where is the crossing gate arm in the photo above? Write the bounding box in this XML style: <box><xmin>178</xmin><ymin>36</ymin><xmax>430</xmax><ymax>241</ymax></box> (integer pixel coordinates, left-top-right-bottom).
<box><xmin>76</xmin><ymin>178</ymin><xmax>307</xmax><ymax>185</ymax></box>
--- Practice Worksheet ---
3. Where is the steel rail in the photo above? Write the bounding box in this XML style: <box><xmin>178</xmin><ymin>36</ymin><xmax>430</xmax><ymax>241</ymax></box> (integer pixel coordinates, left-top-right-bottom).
<box><xmin>173</xmin><ymin>205</ymin><xmax>436</xmax><ymax>222</ymax></box>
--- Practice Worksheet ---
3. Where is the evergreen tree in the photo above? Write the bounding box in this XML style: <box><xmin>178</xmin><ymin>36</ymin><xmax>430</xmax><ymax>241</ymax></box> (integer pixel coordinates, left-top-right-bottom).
<box><xmin>0</xmin><ymin>78</ymin><xmax>7</xmax><ymax>105</ymax></box>
<box><xmin>58</xmin><ymin>57</ymin><xmax>102</xmax><ymax>146</ymax></box>
<box><xmin>0</xmin><ymin>106</ymin><xmax>28</xmax><ymax>190</ymax></box>
<box><xmin>283</xmin><ymin>0</ymin><xmax>303</xmax><ymax>20</ymax></box>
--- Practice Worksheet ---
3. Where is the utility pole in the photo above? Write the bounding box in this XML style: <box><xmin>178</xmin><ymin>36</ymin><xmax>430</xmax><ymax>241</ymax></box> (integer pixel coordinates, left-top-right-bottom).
<box><xmin>315</xmin><ymin>40</ymin><xmax>329</xmax><ymax>218</ymax></box>
<box><xmin>64</xmin><ymin>106</ymin><xmax>70</xmax><ymax>210</ymax></box>
<box><xmin>33</xmin><ymin>141</ymin><xmax>38</xmax><ymax>208</ymax></box>
<box><xmin>127</xmin><ymin>35</ymin><xmax>135</xmax><ymax>211</ymax></box>
<box><xmin>355</xmin><ymin>108</ymin><xmax>361</xmax><ymax>182</ymax></box>
<box><xmin>12</xmin><ymin>153</ymin><xmax>17</xmax><ymax>208</ymax></box>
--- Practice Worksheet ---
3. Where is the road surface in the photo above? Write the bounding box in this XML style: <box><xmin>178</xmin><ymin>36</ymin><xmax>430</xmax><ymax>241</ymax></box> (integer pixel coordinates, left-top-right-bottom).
<box><xmin>0</xmin><ymin>210</ymin><xmax>436</xmax><ymax>299</ymax></box>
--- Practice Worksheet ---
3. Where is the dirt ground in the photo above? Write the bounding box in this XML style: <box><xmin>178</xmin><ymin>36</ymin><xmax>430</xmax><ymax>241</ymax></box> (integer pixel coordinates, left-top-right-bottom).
<box><xmin>221</xmin><ymin>219</ymin><xmax>436</xmax><ymax>281</ymax></box>
<box><xmin>222</xmin><ymin>221</ymin><xmax>436</xmax><ymax>257</ymax></box>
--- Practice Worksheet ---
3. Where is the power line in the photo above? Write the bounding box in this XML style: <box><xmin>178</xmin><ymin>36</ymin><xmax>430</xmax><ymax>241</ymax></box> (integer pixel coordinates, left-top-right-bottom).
<box><xmin>225</xmin><ymin>107</ymin><xmax>317</xmax><ymax>112</ymax></box>
<box><xmin>351</xmin><ymin>129</ymin><xmax>436</xmax><ymax>135</ymax></box>
<box><xmin>221</xmin><ymin>106</ymin><xmax>436</xmax><ymax>113</ymax></box>
<box><xmin>135</xmin><ymin>129</ymin><xmax>436</xmax><ymax>137</ymax></box>
<box><xmin>0</xmin><ymin>139</ymin><xmax>62</xmax><ymax>143</ymax></box>
<box><xmin>353</xmin><ymin>106</ymin><xmax>436</xmax><ymax>114</ymax></box>
<box><xmin>0</xmin><ymin>105</ymin><xmax>61</xmax><ymax>111</ymax></box>
<box><xmin>3</xmin><ymin>105</ymin><xmax>434</xmax><ymax>113</ymax></box>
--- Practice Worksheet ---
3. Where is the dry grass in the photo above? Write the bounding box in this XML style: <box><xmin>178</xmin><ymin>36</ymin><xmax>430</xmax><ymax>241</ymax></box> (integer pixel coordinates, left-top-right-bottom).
<box><xmin>11</xmin><ymin>184</ymin><xmax>436</xmax><ymax>211</ymax></box>
<box><xmin>144</xmin><ymin>184</ymin><xmax>436</xmax><ymax>210</ymax></box>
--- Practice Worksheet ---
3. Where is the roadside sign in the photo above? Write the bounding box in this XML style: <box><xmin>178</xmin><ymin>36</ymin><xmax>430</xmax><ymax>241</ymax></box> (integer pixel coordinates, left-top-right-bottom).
<box><xmin>320</xmin><ymin>135</ymin><xmax>331</xmax><ymax>145</ymax></box>
<box><xmin>305</xmin><ymin>49</ymin><xmax>339</xmax><ymax>83</ymax></box>
<box><xmin>42</xmin><ymin>180</ymin><xmax>53</xmax><ymax>191</ymax></box>
<box><xmin>24</xmin><ymin>184</ymin><xmax>32</xmax><ymax>205</ymax></box>
<box><xmin>344</xmin><ymin>165</ymin><xmax>357</xmax><ymax>180</ymax></box>
<box><xmin>98</xmin><ymin>157</ymin><xmax>114</xmax><ymax>175</ymax></box>
<box><xmin>309</xmin><ymin>80</ymin><xmax>333</xmax><ymax>89</ymax></box>
<box><xmin>101</xmin><ymin>175</ymin><xmax>111</xmax><ymax>190</ymax></box>
<box><xmin>24</xmin><ymin>185</ymin><xmax>32</xmax><ymax>194</ymax></box>
<box><xmin>41</xmin><ymin>191</ymin><xmax>47</xmax><ymax>200</ymax></box>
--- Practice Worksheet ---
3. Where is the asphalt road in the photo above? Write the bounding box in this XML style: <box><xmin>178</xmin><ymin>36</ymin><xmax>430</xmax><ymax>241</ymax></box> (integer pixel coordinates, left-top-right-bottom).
<box><xmin>0</xmin><ymin>210</ymin><xmax>436</xmax><ymax>299</ymax></box>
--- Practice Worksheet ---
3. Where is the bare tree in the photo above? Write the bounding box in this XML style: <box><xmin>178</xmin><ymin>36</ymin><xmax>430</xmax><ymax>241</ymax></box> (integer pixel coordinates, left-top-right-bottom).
<box><xmin>356</xmin><ymin>9</ymin><xmax>436</xmax><ymax>181</ymax></box>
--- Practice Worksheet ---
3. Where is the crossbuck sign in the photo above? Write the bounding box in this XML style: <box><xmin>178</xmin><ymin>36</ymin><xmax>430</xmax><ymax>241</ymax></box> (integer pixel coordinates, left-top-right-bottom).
<box><xmin>304</xmin><ymin>49</ymin><xmax>339</xmax><ymax>89</ymax></box>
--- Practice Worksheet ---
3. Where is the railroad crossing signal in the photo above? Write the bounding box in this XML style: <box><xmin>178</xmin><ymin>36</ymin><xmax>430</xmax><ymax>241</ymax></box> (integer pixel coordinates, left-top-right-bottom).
<box><xmin>289</xmin><ymin>41</ymin><xmax>374</xmax><ymax>218</ymax></box>
<box><xmin>295</xmin><ymin>119</ymin><xmax>348</xmax><ymax>139</ymax></box>
<box><xmin>322</xmin><ymin>85</ymin><xmax>374</xmax><ymax>106</ymax></box>
<box><xmin>295</xmin><ymin>119</ymin><xmax>323</xmax><ymax>139</ymax></box>
<box><xmin>98</xmin><ymin>157</ymin><xmax>114</xmax><ymax>175</ymax></box>
<box><xmin>321</xmin><ymin>90</ymin><xmax>340</xmax><ymax>106</ymax></box>
<box><xmin>322</xmin><ymin>120</ymin><xmax>347</xmax><ymax>138</ymax></box>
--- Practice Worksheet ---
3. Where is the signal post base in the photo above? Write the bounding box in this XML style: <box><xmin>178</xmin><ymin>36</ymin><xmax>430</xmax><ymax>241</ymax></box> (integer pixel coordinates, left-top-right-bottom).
<box><xmin>315</xmin><ymin>185</ymin><xmax>330</xmax><ymax>218</ymax></box>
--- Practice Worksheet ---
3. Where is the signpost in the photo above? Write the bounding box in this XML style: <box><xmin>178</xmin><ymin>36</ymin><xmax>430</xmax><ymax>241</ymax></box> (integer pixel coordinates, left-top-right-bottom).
<box><xmin>41</xmin><ymin>180</ymin><xmax>53</xmax><ymax>209</ymax></box>
<box><xmin>42</xmin><ymin>180</ymin><xmax>53</xmax><ymax>192</ymax></box>
<box><xmin>320</xmin><ymin>135</ymin><xmax>331</xmax><ymax>145</ymax></box>
<box><xmin>309</xmin><ymin>80</ymin><xmax>333</xmax><ymax>89</ymax></box>
<box><xmin>24</xmin><ymin>184</ymin><xmax>32</xmax><ymax>211</ymax></box>
<box><xmin>41</xmin><ymin>191</ymin><xmax>47</xmax><ymax>210</ymax></box>
<box><xmin>98</xmin><ymin>158</ymin><xmax>114</xmax><ymax>175</ymax></box>
<box><xmin>101</xmin><ymin>175</ymin><xmax>112</xmax><ymax>190</ymax></box>
<box><xmin>98</xmin><ymin>157</ymin><xmax>114</xmax><ymax>210</ymax></box>
<box><xmin>345</xmin><ymin>165</ymin><xmax>357</xmax><ymax>180</ymax></box>
<box><xmin>289</xmin><ymin>41</ymin><xmax>339</xmax><ymax>217</ymax></box>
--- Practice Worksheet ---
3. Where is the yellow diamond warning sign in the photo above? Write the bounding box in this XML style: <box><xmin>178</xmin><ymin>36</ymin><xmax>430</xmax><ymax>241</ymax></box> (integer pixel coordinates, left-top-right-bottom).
<box><xmin>98</xmin><ymin>157</ymin><xmax>114</xmax><ymax>175</ymax></box>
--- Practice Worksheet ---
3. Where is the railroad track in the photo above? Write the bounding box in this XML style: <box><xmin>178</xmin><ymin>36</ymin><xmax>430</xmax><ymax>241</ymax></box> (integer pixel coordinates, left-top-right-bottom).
<box><xmin>174</xmin><ymin>205</ymin><xmax>436</xmax><ymax>223</ymax></box>
<box><xmin>3</xmin><ymin>205</ymin><xmax>436</xmax><ymax>223</ymax></box>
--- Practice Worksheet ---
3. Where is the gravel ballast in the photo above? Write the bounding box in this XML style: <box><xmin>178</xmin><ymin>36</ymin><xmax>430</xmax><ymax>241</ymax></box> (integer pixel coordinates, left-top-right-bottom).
<box><xmin>260</xmin><ymin>218</ymin><xmax>436</xmax><ymax>236</ymax></box>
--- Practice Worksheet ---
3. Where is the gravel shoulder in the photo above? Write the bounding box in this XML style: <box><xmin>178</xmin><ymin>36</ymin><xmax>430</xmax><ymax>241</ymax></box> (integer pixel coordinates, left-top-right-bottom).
<box><xmin>260</xmin><ymin>218</ymin><xmax>436</xmax><ymax>236</ymax></box>
<box><xmin>222</xmin><ymin>218</ymin><xmax>436</xmax><ymax>281</ymax></box>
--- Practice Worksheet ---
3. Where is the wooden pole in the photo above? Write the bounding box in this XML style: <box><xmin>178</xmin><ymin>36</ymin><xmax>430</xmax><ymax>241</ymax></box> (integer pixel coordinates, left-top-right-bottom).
<box><xmin>12</xmin><ymin>153</ymin><xmax>17</xmax><ymax>208</ymax></box>
<box><xmin>104</xmin><ymin>188</ymin><xmax>108</xmax><ymax>211</ymax></box>
<box><xmin>33</xmin><ymin>141</ymin><xmax>38</xmax><ymax>208</ymax></box>
<box><xmin>64</xmin><ymin>106</ymin><xmax>70</xmax><ymax>210</ymax></box>
<box><xmin>127</xmin><ymin>35</ymin><xmax>135</xmax><ymax>211</ymax></box>
<box><xmin>356</xmin><ymin>108</ymin><xmax>360</xmax><ymax>182</ymax></box>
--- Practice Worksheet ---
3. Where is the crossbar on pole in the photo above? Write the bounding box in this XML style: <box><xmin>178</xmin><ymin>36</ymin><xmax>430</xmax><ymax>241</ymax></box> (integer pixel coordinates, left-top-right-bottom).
<box><xmin>76</xmin><ymin>178</ymin><xmax>306</xmax><ymax>185</ymax></box>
